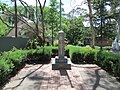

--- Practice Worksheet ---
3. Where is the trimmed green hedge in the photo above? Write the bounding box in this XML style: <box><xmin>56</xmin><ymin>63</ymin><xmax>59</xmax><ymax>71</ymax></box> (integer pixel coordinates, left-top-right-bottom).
<box><xmin>0</xmin><ymin>50</ymin><xmax>28</xmax><ymax>85</ymax></box>
<box><xmin>0</xmin><ymin>48</ymin><xmax>51</xmax><ymax>86</ymax></box>
<box><xmin>26</xmin><ymin>48</ymin><xmax>51</xmax><ymax>64</ymax></box>
<box><xmin>67</xmin><ymin>45</ymin><xmax>120</xmax><ymax>78</ymax></box>
<box><xmin>44</xmin><ymin>46</ymin><xmax>69</xmax><ymax>57</ymax></box>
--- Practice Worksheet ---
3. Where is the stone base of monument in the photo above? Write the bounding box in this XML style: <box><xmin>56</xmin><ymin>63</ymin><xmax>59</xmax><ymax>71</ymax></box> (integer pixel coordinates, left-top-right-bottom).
<box><xmin>52</xmin><ymin>56</ymin><xmax>71</xmax><ymax>70</ymax></box>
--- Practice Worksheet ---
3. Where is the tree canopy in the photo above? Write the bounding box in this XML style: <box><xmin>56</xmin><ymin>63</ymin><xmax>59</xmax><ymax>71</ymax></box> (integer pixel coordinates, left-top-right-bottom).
<box><xmin>0</xmin><ymin>0</ymin><xmax>119</xmax><ymax>47</ymax></box>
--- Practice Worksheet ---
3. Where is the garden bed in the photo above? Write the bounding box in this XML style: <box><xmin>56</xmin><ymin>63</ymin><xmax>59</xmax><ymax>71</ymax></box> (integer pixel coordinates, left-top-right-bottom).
<box><xmin>67</xmin><ymin>45</ymin><xmax>120</xmax><ymax>81</ymax></box>
<box><xmin>0</xmin><ymin>45</ymin><xmax>120</xmax><ymax>86</ymax></box>
<box><xmin>0</xmin><ymin>48</ymin><xmax>51</xmax><ymax>87</ymax></box>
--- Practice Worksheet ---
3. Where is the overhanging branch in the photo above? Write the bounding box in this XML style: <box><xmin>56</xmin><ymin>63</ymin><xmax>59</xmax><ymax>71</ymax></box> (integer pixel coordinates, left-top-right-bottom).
<box><xmin>0</xmin><ymin>16</ymin><xmax>14</xmax><ymax>28</ymax></box>
<box><xmin>19</xmin><ymin>0</ymin><xmax>36</xmax><ymax>23</ymax></box>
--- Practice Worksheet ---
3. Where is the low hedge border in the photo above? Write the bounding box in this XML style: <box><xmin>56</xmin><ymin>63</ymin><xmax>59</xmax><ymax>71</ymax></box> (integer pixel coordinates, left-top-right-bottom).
<box><xmin>44</xmin><ymin>46</ymin><xmax>69</xmax><ymax>57</ymax></box>
<box><xmin>0</xmin><ymin>49</ymin><xmax>30</xmax><ymax>86</ymax></box>
<box><xmin>67</xmin><ymin>45</ymin><xmax>120</xmax><ymax>79</ymax></box>
<box><xmin>0</xmin><ymin>47</ymin><xmax>51</xmax><ymax>87</ymax></box>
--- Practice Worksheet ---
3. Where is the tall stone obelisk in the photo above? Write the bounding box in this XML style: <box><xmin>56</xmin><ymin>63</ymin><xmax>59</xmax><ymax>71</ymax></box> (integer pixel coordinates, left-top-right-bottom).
<box><xmin>52</xmin><ymin>30</ymin><xmax>71</xmax><ymax>70</ymax></box>
<box><xmin>52</xmin><ymin>0</ymin><xmax>71</xmax><ymax>70</ymax></box>
<box><xmin>56</xmin><ymin>30</ymin><xmax>66</xmax><ymax>63</ymax></box>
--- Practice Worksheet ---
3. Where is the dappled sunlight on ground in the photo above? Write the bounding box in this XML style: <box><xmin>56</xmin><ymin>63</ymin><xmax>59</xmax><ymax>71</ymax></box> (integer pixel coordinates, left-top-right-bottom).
<box><xmin>3</xmin><ymin>61</ymin><xmax>120</xmax><ymax>90</ymax></box>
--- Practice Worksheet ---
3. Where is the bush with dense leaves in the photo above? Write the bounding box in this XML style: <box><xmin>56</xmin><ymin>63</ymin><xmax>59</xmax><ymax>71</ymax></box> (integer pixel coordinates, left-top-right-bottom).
<box><xmin>0</xmin><ymin>47</ymin><xmax>51</xmax><ymax>86</ymax></box>
<box><xmin>44</xmin><ymin>46</ymin><xmax>69</xmax><ymax>57</ymax></box>
<box><xmin>67</xmin><ymin>45</ymin><xmax>120</xmax><ymax>78</ymax></box>
<box><xmin>26</xmin><ymin>48</ymin><xmax>51</xmax><ymax>64</ymax></box>
<box><xmin>0</xmin><ymin>49</ymin><xmax>28</xmax><ymax>85</ymax></box>
<box><xmin>0</xmin><ymin>60</ymin><xmax>14</xmax><ymax>85</ymax></box>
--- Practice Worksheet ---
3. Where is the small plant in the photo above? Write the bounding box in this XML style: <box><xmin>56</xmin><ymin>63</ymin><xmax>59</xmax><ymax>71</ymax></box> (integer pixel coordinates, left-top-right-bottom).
<box><xmin>53</xmin><ymin>40</ymin><xmax>58</xmax><ymax>46</ymax></box>
<box><xmin>26</xmin><ymin>38</ymin><xmax>42</xmax><ymax>49</ymax></box>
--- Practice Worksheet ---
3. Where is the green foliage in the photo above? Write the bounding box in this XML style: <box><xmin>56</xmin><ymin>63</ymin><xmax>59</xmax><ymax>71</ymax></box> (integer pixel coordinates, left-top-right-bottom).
<box><xmin>67</xmin><ymin>45</ymin><xmax>97</xmax><ymax>63</ymax></box>
<box><xmin>0</xmin><ymin>49</ymin><xmax>29</xmax><ymax>70</ymax></box>
<box><xmin>66</xmin><ymin>17</ymin><xmax>87</xmax><ymax>45</ymax></box>
<box><xmin>26</xmin><ymin>48</ymin><xmax>51</xmax><ymax>64</ymax></box>
<box><xmin>43</xmin><ymin>46</ymin><xmax>58</xmax><ymax>57</ymax></box>
<box><xmin>0</xmin><ymin>20</ymin><xmax>10</xmax><ymax>37</ymax></box>
<box><xmin>44</xmin><ymin>0</ymin><xmax>61</xmax><ymax>45</ymax></box>
<box><xmin>0</xmin><ymin>60</ymin><xmax>14</xmax><ymax>85</ymax></box>
<box><xmin>68</xmin><ymin>45</ymin><xmax>120</xmax><ymax>77</ymax></box>
<box><xmin>44</xmin><ymin>46</ymin><xmax>69</xmax><ymax>57</ymax></box>
<box><xmin>102</xmin><ymin>46</ymin><xmax>112</xmax><ymax>51</ymax></box>
<box><xmin>93</xmin><ymin>0</ymin><xmax>118</xmax><ymax>41</ymax></box>
<box><xmin>53</xmin><ymin>40</ymin><xmax>58</xmax><ymax>46</ymax></box>
<box><xmin>0</xmin><ymin>3</ymin><xmax>8</xmax><ymax>14</ymax></box>
<box><xmin>26</xmin><ymin>38</ymin><xmax>42</xmax><ymax>49</ymax></box>
<box><xmin>0</xmin><ymin>47</ymin><xmax>53</xmax><ymax>85</ymax></box>
<box><xmin>0</xmin><ymin>48</ymin><xmax>51</xmax><ymax>85</ymax></box>
<box><xmin>0</xmin><ymin>49</ymin><xmax>28</xmax><ymax>85</ymax></box>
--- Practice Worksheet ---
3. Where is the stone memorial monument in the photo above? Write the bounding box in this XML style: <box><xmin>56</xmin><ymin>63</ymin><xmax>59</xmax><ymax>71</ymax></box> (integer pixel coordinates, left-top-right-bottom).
<box><xmin>52</xmin><ymin>30</ymin><xmax>71</xmax><ymax>70</ymax></box>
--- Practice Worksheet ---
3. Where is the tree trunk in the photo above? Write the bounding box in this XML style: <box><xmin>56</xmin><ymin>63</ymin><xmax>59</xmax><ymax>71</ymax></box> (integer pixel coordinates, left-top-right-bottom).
<box><xmin>38</xmin><ymin>0</ymin><xmax>45</xmax><ymax>46</ymax></box>
<box><xmin>52</xmin><ymin>22</ymin><xmax>54</xmax><ymax>46</ymax></box>
<box><xmin>117</xmin><ymin>18</ymin><xmax>120</xmax><ymax>35</ymax></box>
<box><xmin>14</xmin><ymin>0</ymin><xmax>17</xmax><ymax>37</ymax></box>
<box><xmin>87</xmin><ymin>0</ymin><xmax>95</xmax><ymax>48</ymax></box>
<box><xmin>41</xmin><ymin>9</ymin><xmax>45</xmax><ymax>45</ymax></box>
<box><xmin>36</xmin><ymin>0</ymin><xmax>39</xmax><ymax>33</ymax></box>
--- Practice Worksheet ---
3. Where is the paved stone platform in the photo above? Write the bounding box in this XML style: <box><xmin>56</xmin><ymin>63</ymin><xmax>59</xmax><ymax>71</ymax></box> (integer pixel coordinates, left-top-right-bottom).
<box><xmin>2</xmin><ymin>59</ymin><xmax>120</xmax><ymax>90</ymax></box>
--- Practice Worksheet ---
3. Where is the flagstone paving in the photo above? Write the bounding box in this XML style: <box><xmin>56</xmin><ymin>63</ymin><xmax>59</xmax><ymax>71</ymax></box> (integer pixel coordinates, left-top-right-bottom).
<box><xmin>2</xmin><ymin>59</ymin><xmax>120</xmax><ymax>90</ymax></box>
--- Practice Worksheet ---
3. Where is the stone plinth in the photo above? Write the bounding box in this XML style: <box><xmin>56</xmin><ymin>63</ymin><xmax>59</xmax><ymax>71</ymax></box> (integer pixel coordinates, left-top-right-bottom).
<box><xmin>52</xmin><ymin>30</ymin><xmax>71</xmax><ymax>70</ymax></box>
<box><xmin>52</xmin><ymin>56</ymin><xmax>71</xmax><ymax>70</ymax></box>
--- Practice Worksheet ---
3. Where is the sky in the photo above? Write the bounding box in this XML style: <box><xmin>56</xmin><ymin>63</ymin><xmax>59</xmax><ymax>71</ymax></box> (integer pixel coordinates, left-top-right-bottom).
<box><xmin>0</xmin><ymin>0</ymin><xmax>87</xmax><ymax>13</ymax></box>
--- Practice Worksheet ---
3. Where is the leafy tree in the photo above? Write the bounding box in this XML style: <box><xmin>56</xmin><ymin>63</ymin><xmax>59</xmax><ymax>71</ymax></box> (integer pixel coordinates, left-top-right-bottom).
<box><xmin>0</xmin><ymin>3</ymin><xmax>8</xmax><ymax>14</ymax></box>
<box><xmin>44</xmin><ymin>0</ymin><xmax>60</xmax><ymax>45</ymax></box>
<box><xmin>93</xmin><ymin>0</ymin><xmax>118</xmax><ymax>48</ymax></box>
<box><xmin>0</xmin><ymin>20</ymin><xmax>10</xmax><ymax>37</ymax></box>
<box><xmin>66</xmin><ymin>17</ymin><xmax>86</xmax><ymax>45</ymax></box>
<box><xmin>107</xmin><ymin>0</ymin><xmax>120</xmax><ymax>39</ymax></box>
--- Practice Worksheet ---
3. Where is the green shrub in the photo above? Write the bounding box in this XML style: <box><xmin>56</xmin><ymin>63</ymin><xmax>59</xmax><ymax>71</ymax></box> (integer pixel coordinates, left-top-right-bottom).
<box><xmin>96</xmin><ymin>51</ymin><xmax>120</xmax><ymax>77</ymax></box>
<box><xmin>1</xmin><ymin>50</ymin><xmax>28</xmax><ymax>66</ymax></box>
<box><xmin>53</xmin><ymin>40</ymin><xmax>58</xmax><ymax>46</ymax></box>
<box><xmin>0</xmin><ymin>59</ymin><xmax>14</xmax><ymax>85</ymax></box>
<box><xmin>65</xmin><ymin>47</ymin><xmax>69</xmax><ymax>57</ymax></box>
<box><xmin>44</xmin><ymin>46</ymin><xmax>69</xmax><ymax>57</ymax></box>
<box><xmin>0</xmin><ymin>47</ymin><xmax>52</xmax><ymax>85</ymax></box>
<box><xmin>66</xmin><ymin>45</ymin><xmax>97</xmax><ymax>64</ymax></box>
<box><xmin>0</xmin><ymin>49</ymin><xmax>29</xmax><ymax>85</ymax></box>
<box><xmin>68</xmin><ymin>45</ymin><xmax>120</xmax><ymax>78</ymax></box>
<box><xmin>26</xmin><ymin>48</ymin><xmax>51</xmax><ymax>64</ymax></box>
<box><xmin>102</xmin><ymin>46</ymin><xmax>112</xmax><ymax>51</ymax></box>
